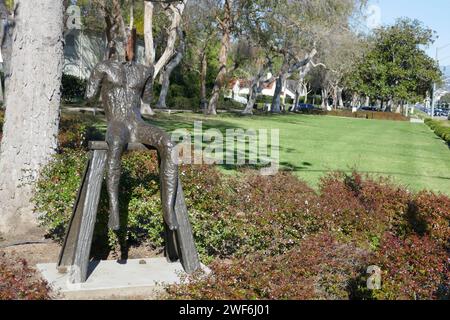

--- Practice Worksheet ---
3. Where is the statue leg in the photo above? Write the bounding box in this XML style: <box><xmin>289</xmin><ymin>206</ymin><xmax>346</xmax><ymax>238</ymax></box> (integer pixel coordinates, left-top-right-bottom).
<box><xmin>134</xmin><ymin>122</ymin><xmax>179</xmax><ymax>231</ymax></box>
<box><xmin>106</xmin><ymin>121</ymin><xmax>129</xmax><ymax>231</ymax></box>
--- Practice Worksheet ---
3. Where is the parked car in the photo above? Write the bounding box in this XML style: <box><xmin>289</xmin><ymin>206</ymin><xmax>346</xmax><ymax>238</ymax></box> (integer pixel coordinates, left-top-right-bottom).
<box><xmin>359</xmin><ymin>106</ymin><xmax>379</xmax><ymax>112</ymax></box>
<box><xmin>434</xmin><ymin>108</ymin><xmax>449</xmax><ymax>117</ymax></box>
<box><xmin>292</xmin><ymin>103</ymin><xmax>316</xmax><ymax>112</ymax></box>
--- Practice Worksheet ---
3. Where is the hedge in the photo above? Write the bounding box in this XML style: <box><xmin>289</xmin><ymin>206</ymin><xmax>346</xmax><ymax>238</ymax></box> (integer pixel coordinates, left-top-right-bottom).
<box><xmin>425</xmin><ymin>118</ymin><xmax>450</xmax><ymax>144</ymax></box>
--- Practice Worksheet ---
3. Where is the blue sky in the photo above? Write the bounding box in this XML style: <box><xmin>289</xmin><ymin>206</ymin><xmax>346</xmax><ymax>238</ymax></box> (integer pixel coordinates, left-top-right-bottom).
<box><xmin>368</xmin><ymin>0</ymin><xmax>450</xmax><ymax>65</ymax></box>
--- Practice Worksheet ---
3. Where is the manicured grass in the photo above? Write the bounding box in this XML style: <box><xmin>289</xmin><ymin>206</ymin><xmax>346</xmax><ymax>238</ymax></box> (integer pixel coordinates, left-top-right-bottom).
<box><xmin>149</xmin><ymin>112</ymin><xmax>450</xmax><ymax>195</ymax></box>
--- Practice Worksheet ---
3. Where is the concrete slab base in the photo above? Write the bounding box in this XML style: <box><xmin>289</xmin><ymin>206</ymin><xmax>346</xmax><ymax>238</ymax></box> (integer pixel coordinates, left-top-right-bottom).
<box><xmin>36</xmin><ymin>258</ymin><xmax>209</xmax><ymax>300</ymax></box>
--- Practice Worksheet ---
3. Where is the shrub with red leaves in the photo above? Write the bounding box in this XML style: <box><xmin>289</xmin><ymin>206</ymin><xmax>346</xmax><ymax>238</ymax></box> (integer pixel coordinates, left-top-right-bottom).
<box><xmin>361</xmin><ymin>233</ymin><xmax>450</xmax><ymax>300</ymax></box>
<box><xmin>225</xmin><ymin>171</ymin><xmax>321</xmax><ymax>255</ymax></box>
<box><xmin>166</xmin><ymin>233</ymin><xmax>370</xmax><ymax>300</ymax></box>
<box><xmin>319</xmin><ymin>172</ymin><xmax>411</xmax><ymax>248</ymax></box>
<box><xmin>405</xmin><ymin>191</ymin><xmax>450</xmax><ymax>247</ymax></box>
<box><xmin>0</xmin><ymin>257</ymin><xmax>51</xmax><ymax>300</ymax></box>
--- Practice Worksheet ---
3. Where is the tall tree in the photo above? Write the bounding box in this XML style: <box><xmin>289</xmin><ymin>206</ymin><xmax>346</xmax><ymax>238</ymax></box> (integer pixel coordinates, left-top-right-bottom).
<box><xmin>0</xmin><ymin>0</ymin><xmax>65</xmax><ymax>237</ymax></box>
<box><xmin>141</xmin><ymin>0</ymin><xmax>186</xmax><ymax>113</ymax></box>
<box><xmin>348</xmin><ymin>18</ymin><xmax>441</xmax><ymax>111</ymax></box>
<box><xmin>206</xmin><ymin>0</ymin><xmax>235</xmax><ymax>115</ymax></box>
<box><xmin>156</xmin><ymin>27</ymin><xmax>186</xmax><ymax>108</ymax></box>
<box><xmin>240</xmin><ymin>0</ymin><xmax>365</xmax><ymax>113</ymax></box>
<box><xmin>183</xmin><ymin>0</ymin><xmax>217</xmax><ymax>110</ymax></box>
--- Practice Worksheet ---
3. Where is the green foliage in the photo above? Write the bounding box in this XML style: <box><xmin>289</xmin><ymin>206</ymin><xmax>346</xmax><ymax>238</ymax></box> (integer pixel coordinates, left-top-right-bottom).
<box><xmin>34</xmin><ymin>150</ymin><xmax>166</xmax><ymax>250</ymax></box>
<box><xmin>425</xmin><ymin>118</ymin><xmax>450</xmax><ymax>144</ymax></box>
<box><xmin>34</xmin><ymin>150</ymin><xmax>88</xmax><ymax>238</ymax></box>
<box><xmin>58</xmin><ymin>114</ymin><xmax>104</xmax><ymax>151</ymax></box>
<box><xmin>440</xmin><ymin>93</ymin><xmax>450</xmax><ymax>105</ymax></box>
<box><xmin>61</xmin><ymin>74</ymin><xmax>87</xmax><ymax>103</ymax></box>
<box><xmin>348</xmin><ymin>18</ymin><xmax>441</xmax><ymax>103</ymax></box>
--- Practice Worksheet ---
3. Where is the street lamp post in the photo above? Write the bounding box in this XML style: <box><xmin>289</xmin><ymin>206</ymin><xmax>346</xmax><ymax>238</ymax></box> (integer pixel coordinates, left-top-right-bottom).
<box><xmin>432</xmin><ymin>43</ymin><xmax>450</xmax><ymax>118</ymax></box>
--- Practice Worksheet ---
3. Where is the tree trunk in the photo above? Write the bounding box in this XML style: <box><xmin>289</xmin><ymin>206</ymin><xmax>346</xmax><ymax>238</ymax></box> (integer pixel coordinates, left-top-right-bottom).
<box><xmin>141</xmin><ymin>0</ymin><xmax>155</xmax><ymax>115</ymax></box>
<box><xmin>207</xmin><ymin>0</ymin><xmax>233</xmax><ymax>115</ymax></box>
<box><xmin>332</xmin><ymin>85</ymin><xmax>338</xmax><ymax>109</ymax></box>
<box><xmin>199</xmin><ymin>51</ymin><xmax>207</xmax><ymax>111</ymax></box>
<box><xmin>0</xmin><ymin>2</ymin><xmax>14</xmax><ymax>101</ymax></box>
<box><xmin>338</xmin><ymin>87</ymin><xmax>344</xmax><ymax>108</ymax></box>
<box><xmin>206</xmin><ymin>31</ymin><xmax>229</xmax><ymax>115</ymax></box>
<box><xmin>156</xmin><ymin>30</ymin><xmax>185</xmax><ymax>109</ymax></box>
<box><xmin>271</xmin><ymin>74</ymin><xmax>286</xmax><ymax>113</ymax></box>
<box><xmin>271</xmin><ymin>49</ymin><xmax>317</xmax><ymax>113</ymax></box>
<box><xmin>243</xmin><ymin>78</ymin><xmax>260</xmax><ymax>115</ymax></box>
<box><xmin>294</xmin><ymin>62</ymin><xmax>313</xmax><ymax>108</ymax></box>
<box><xmin>321</xmin><ymin>88</ymin><xmax>329</xmax><ymax>109</ymax></box>
<box><xmin>144</xmin><ymin>1</ymin><xmax>155</xmax><ymax>66</ymax></box>
<box><xmin>242</xmin><ymin>65</ymin><xmax>268</xmax><ymax>115</ymax></box>
<box><xmin>294</xmin><ymin>81</ymin><xmax>303</xmax><ymax>108</ymax></box>
<box><xmin>0</xmin><ymin>0</ymin><xmax>65</xmax><ymax>237</ymax></box>
<box><xmin>153</xmin><ymin>1</ymin><xmax>186</xmax><ymax>79</ymax></box>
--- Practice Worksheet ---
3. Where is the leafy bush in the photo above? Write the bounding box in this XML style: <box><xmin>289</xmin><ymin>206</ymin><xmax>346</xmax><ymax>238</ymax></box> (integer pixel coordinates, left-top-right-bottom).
<box><xmin>296</xmin><ymin>109</ymin><xmax>409</xmax><ymax>121</ymax></box>
<box><xmin>358</xmin><ymin>233</ymin><xmax>449</xmax><ymax>300</ymax></box>
<box><xmin>61</xmin><ymin>74</ymin><xmax>87</xmax><ymax>103</ymax></box>
<box><xmin>35</xmin><ymin>149</ymin><xmax>89</xmax><ymax>238</ymax></box>
<box><xmin>35</xmin><ymin>132</ymin><xmax>450</xmax><ymax>299</ymax></box>
<box><xmin>58</xmin><ymin>114</ymin><xmax>104</xmax><ymax>151</ymax></box>
<box><xmin>425</xmin><ymin>118</ymin><xmax>450</xmax><ymax>144</ymax></box>
<box><xmin>165</xmin><ymin>233</ymin><xmax>370</xmax><ymax>300</ymax></box>
<box><xmin>34</xmin><ymin>150</ymin><xmax>166</xmax><ymax>251</ymax></box>
<box><xmin>318</xmin><ymin>172</ymin><xmax>410</xmax><ymax>248</ymax></box>
<box><xmin>219</xmin><ymin>97</ymin><xmax>246</xmax><ymax>111</ymax></box>
<box><xmin>0</xmin><ymin>257</ymin><xmax>51</xmax><ymax>300</ymax></box>
<box><xmin>223</xmin><ymin>171</ymin><xmax>321</xmax><ymax>256</ymax></box>
<box><xmin>405</xmin><ymin>191</ymin><xmax>450</xmax><ymax>247</ymax></box>
<box><xmin>168</xmin><ymin>96</ymin><xmax>199</xmax><ymax>110</ymax></box>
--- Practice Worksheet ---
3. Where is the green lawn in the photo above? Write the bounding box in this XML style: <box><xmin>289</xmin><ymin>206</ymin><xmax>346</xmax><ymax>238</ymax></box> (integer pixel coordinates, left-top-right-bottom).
<box><xmin>149</xmin><ymin>113</ymin><xmax>450</xmax><ymax>195</ymax></box>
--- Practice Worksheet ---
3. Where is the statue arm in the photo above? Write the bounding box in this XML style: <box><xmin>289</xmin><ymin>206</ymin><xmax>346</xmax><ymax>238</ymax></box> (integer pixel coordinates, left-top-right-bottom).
<box><xmin>85</xmin><ymin>63</ymin><xmax>106</xmax><ymax>101</ymax></box>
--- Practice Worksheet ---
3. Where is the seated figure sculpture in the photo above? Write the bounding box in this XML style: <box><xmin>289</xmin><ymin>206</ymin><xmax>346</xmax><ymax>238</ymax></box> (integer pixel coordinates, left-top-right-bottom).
<box><xmin>85</xmin><ymin>52</ymin><xmax>179</xmax><ymax>233</ymax></box>
<box><xmin>56</xmin><ymin>34</ymin><xmax>200</xmax><ymax>279</ymax></box>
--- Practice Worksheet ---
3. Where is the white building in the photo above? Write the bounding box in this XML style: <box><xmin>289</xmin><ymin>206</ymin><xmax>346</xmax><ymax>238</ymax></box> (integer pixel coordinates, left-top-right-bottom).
<box><xmin>225</xmin><ymin>74</ymin><xmax>297</xmax><ymax>105</ymax></box>
<box><xmin>63</xmin><ymin>29</ymin><xmax>145</xmax><ymax>80</ymax></box>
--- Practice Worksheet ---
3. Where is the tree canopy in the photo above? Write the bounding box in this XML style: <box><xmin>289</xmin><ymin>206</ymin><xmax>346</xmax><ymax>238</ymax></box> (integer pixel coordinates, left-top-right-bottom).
<box><xmin>347</xmin><ymin>18</ymin><xmax>441</xmax><ymax>106</ymax></box>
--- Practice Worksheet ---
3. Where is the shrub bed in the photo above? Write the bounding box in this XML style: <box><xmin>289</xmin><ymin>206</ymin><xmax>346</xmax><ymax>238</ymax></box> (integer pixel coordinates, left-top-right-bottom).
<box><xmin>34</xmin><ymin>131</ymin><xmax>450</xmax><ymax>299</ymax></box>
<box><xmin>0</xmin><ymin>257</ymin><xmax>51</xmax><ymax>300</ymax></box>
<box><xmin>297</xmin><ymin>109</ymin><xmax>409</xmax><ymax>121</ymax></box>
<box><xmin>166</xmin><ymin>233</ymin><xmax>370</xmax><ymax>300</ymax></box>
<box><xmin>425</xmin><ymin>118</ymin><xmax>450</xmax><ymax>144</ymax></box>
<box><xmin>363</xmin><ymin>233</ymin><xmax>449</xmax><ymax>300</ymax></box>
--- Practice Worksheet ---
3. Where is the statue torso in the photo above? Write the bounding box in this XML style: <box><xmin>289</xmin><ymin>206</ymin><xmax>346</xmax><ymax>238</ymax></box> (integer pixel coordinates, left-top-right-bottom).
<box><xmin>100</xmin><ymin>61</ymin><xmax>152</xmax><ymax>123</ymax></box>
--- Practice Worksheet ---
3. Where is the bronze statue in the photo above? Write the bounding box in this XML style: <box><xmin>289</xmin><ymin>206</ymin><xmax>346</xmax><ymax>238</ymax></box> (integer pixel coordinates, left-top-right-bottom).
<box><xmin>79</xmin><ymin>44</ymin><xmax>200</xmax><ymax>275</ymax></box>
<box><xmin>56</xmin><ymin>29</ymin><xmax>199</xmax><ymax>284</ymax></box>
<box><xmin>85</xmin><ymin>55</ymin><xmax>180</xmax><ymax>232</ymax></box>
